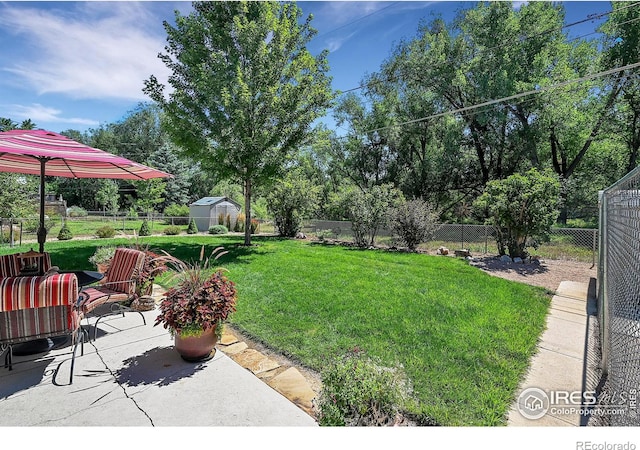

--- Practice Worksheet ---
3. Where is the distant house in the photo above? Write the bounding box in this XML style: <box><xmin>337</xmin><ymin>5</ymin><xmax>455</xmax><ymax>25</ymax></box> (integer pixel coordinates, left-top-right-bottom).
<box><xmin>189</xmin><ymin>197</ymin><xmax>242</xmax><ymax>232</ymax></box>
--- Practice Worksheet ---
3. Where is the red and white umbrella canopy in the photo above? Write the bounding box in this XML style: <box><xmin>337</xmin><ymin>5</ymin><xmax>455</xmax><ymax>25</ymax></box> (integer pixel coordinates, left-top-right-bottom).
<box><xmin>0</xmin><ymin>129</ymin><xmax>172</xmax><ymax>253</ymax></box>
<box><xmin>0</xmin><ymin>129</ymin><xmax>171</xmax><ymax>180</ymax></box>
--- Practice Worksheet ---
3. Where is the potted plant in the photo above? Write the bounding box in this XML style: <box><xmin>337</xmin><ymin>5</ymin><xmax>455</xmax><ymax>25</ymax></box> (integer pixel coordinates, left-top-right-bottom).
<box><xmin>89</xmin><ymin>246</ymin><xmax>116</xmax><ymax>273</ymax></box>
<box><xmin>154</xmin><ymin>247</ymin><xmax>237</xmax><ymax>362</ymax></box>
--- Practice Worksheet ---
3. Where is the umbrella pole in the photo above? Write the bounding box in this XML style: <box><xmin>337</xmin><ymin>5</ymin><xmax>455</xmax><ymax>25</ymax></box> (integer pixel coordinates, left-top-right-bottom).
<box><xmin>37</xmin><ymin>158</ymin><xmax>47</xmax><ymax>254</ymax></box>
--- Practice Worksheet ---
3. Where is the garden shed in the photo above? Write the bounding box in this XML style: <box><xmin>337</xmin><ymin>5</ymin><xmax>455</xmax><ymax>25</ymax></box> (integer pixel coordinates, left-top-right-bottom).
<box><xmin>189</xmin><ymin>196</ymin><xmax>242</xmax><ymax>232</ymax></box>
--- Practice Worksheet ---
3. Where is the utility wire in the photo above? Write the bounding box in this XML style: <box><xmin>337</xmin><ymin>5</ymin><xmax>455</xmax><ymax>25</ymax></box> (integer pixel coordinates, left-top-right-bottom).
<box><xmin>315</xmin><ymin>2</ymin><xmax>400</xmax><ymax>40</ymax></box>
<box><xmin>332</xmin><ymin>2</ymin><xmax>640</xmax><ymax>97</ymax></box>
<box><xmin>334</xmin><ymin>60</ymin><xmax>640</xmax><ymax>140</ymax></box>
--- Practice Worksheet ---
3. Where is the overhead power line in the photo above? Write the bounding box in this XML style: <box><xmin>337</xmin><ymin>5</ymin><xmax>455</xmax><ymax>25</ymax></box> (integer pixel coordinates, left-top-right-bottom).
<box><xmin>333</xmin><ymin>2</ymin><xmax>640</xmax><ymax>97</ymax></box>
<box><xmin>336</xmin><ymin>60</ymin><xmax>640</xmax><ymax>140</ymax></box>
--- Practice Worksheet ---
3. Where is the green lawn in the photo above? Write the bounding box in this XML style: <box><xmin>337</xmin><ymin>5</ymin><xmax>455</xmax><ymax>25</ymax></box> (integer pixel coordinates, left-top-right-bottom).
<box><xmin>0</xmin><ymin>235</ymin><xmax>550</xmax><ymax>426</ymax></box>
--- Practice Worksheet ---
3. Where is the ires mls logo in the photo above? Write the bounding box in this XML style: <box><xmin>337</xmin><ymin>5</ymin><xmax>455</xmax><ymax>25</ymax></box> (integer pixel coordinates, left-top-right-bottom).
<box><xmin>517</xmin><ymin>387</ymin><xmax>550</xmax><ymax>420</ymax></box>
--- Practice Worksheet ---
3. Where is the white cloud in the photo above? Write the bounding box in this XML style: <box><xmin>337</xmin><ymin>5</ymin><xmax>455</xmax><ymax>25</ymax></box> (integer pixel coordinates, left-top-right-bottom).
<box><xmin>325</xmin><ymin>31</ymin><xmax>359</xmax><ymax>53</ymax></box>
<box><xmin>5</xmin><ymin>103</ymin><xmax>100</xmax><ymax>126</ymax></box>
<box><xmin>318</xmin><ymin>1</ymin><xmax>387</xmax><ymax>27</ymax></box>
<box><xmin>0</xmin><ymin>2</ymin><xmax>172</xmax><ymax>101</ymax></box>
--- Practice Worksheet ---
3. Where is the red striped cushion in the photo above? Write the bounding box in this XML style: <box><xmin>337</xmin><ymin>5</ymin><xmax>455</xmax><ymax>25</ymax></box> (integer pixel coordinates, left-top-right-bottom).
<box><xmin>0</xmin><ymin>254</ymin><xmax>20</xmax><ymax>278</ymax></box>
<box><xmin>0</xmin><ymin>273</ymin><xmax>78</xmax><ymax>311</ymax></box>
<box><xmin>0</xmin><ymin>273</ymin><xmax>79</xmax><ymax>337</ymax></box>
<box><xmin>106</xmin><ymin>248</ymin><xmax>145</xmax><ymax>294</ymax></box>
<box><xmin>0</xmin><ymin>306</ymin><xmax>80</xmax><ymax>343</ymax></box>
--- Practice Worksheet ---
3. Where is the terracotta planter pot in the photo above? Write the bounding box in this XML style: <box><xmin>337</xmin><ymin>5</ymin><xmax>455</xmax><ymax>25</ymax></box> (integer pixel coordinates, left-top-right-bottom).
<box><xmin>174</xmin><ymin>326</ymin><xmax>217</xmax><ymax>362</ymax></box>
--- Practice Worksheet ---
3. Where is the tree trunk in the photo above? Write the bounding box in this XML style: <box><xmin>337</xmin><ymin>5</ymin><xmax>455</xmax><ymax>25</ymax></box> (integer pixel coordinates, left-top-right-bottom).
<box><xmin>244</xmin><ymin>178</ymin><xmax>252</xmax><ymax>246</ymax></box>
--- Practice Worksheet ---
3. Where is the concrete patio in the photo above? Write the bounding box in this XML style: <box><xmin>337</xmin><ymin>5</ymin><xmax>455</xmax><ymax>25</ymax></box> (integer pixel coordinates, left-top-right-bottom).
<box><xmin>0</xmin><ymin>303</ymin><xmax>317</xmax><ymax>427</ymax></box>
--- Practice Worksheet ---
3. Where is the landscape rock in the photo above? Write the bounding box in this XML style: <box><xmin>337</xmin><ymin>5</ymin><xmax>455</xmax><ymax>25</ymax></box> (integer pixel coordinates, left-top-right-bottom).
<box><xmin>500</xmin><ymin>255</ymin><xmax>512</xmax><ymax>263</ymax></box>
<box><xmin>513</xmin><ymin>257</ymin><xmax>523</xmax><ymax>264</ymax></box>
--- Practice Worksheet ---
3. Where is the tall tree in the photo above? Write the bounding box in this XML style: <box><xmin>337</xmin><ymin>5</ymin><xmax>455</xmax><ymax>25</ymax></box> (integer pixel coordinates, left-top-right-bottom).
<box><xmin>144</xmin><ymin>1</ymin><xmax>333</xmax><ymax>245</ymax></box>
<box><xmin>600</xmin><ymin>1</ymin><xmax>640</xmax><ymax>173</ymax></box>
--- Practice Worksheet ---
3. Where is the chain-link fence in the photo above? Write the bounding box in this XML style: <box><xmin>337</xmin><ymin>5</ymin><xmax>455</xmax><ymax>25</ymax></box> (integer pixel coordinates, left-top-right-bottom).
<box><xmin>598</xmin><ymin>167</ymin><xmax>640</xmax><ymax>425</ymax></box>
<box><xmin>304</xmin><ymin>220</ymin><xmax>598</xmax><ymax>263</ymax></box>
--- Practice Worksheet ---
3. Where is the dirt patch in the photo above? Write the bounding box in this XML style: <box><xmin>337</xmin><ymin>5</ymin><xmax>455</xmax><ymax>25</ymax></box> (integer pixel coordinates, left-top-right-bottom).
<box><xmin>469</xmin><ymin>256</ymin><xmax>597</xmax><ymax>292</ymax></box>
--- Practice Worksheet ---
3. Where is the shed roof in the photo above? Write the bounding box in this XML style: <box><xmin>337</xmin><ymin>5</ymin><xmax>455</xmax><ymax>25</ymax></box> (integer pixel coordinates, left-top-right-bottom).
<box><xmin>190</xmin><ymin>196</ymin><xmax>241</xmax><ymax>209</ymax></box>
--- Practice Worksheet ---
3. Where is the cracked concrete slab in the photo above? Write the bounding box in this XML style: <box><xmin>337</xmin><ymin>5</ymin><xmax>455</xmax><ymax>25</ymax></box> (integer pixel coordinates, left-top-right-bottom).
<box><xmin>0</xmin><ymin>306</ymin><xmax>316</xmax><ymax>427</ymax></box>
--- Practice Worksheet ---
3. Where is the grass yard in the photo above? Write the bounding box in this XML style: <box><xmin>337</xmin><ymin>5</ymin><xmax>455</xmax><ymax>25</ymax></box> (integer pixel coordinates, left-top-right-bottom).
<box><xmin>0</xmin><ymin>235</ymin><xmax>551</xmax><ymax>426</ymax></box>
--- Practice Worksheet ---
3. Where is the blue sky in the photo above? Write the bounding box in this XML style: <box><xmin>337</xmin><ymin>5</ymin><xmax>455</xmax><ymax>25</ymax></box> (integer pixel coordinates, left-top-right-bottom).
<box><xmin>0</xmin><ymin>1</ymin><xmax>611</xmax><ymax>134</ymax></box>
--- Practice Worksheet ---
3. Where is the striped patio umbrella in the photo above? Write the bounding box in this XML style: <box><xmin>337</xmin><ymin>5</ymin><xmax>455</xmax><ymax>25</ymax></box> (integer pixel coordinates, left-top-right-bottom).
<box><xmin>0</xmin><ymin>129</ymin><xmax>172</xmax><ymax>252</ymax></box>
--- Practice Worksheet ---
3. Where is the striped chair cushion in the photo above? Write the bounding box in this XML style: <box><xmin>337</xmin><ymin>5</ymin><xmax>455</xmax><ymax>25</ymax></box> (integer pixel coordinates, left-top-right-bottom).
<box><xmin>105</xmin><ymin>248</ymin><xmax>145</xmax><ymax>295</ymax></box>
<box><xmin>0</xmin><ymin>306</ymin><xmax>81</xmax><ymax>344</ymax></box>
<box><xmin>0</xmin><ymin>254</ymin><xmax>20</xmax><ymax>278</ymax></box>
<box><xmin>0</xmin><ymin>273</ymin><xmax>80</xmax><ymax>343</ymax></box>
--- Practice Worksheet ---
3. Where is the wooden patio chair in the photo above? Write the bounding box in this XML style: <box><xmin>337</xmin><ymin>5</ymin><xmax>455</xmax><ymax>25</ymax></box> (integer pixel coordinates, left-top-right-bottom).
<box><xmin>78</xmin><ymin>247</ymin><xmax>146</xmax><ymax>341</ymax></box>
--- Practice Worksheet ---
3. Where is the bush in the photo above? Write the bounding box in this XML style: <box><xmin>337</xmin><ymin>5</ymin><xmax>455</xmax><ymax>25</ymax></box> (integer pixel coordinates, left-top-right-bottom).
<box><xmin>250</xmin><ymin>219</ymin><xmax>259</xmax><ymax>234</ymax></box>
<box><xmin>57</xmin><ymin>223</ymin><xmax>73</xmax><ymax>240</ymax></box>
<box><xmin>164</xmin><ymin>204</ymin><xmax>190</xmax><ymax>225</ymax></box>
<box><xmin>209</xmin><ymin>225</ymin><xmax>228</xmax><ymax>235</ymax></box>
<box><xmin>89</xmin><ymin>246</ymin><xmax>116</xmax><ymax>268</ymax></box>
<box><xmin>0</xmin><ymin>226</ymin><xmax>19</xmax><ymax>243</ymax></box>
<box><xmin>67</xmin><ymin>206</ymin><xmax>88</xmax><ymax>217</ymax></box>
<box><xmin>266</xmin><ymin>171</ymin><xmax>320</xmax><ymax>237</ymax></box>
<box><xmin>390</xmin><ymin>199</ymin><xmax>440</xmax><ymax>251</ymax></box>
<box><xmin>348</xmin><ymin>184</ymin><xmax>404</xmax><ymax>248</ymax></box>
<box><xmin>23</xmin><ymin>216</ymin><xmax>54</xmax><ymax>233</ymax></box>
<box><xmin>187</xmin><ymin>218</ymin><xmax>198</xmax><ymax>234</ymax></box>
<box><xmin>234</xmin><ymin>213</ymin><xmax>245</xmax><ymax>232</ymax></box>
<box><xmin>474</xmin><ymin>168</ymin><xmax>560</xmax><ymax>259</ymax></box>
<box><xmin>164</xmin><ymin>225</ymin><xmax>181</xmax><ymax>235</ymax></box>
<box><xmin>317</xmin><ymin>350</ymin><xmax>416</xmax><ymax>426</ymax></box>
<box><xmin>139</xmin><ymin>219</ymin><xmax>151</xmax><ymax>236</ymax></box>
<box><xmin>96</xmin><ymin>225</ymin><xmax>116</xmax><ymax>239</ymax></box>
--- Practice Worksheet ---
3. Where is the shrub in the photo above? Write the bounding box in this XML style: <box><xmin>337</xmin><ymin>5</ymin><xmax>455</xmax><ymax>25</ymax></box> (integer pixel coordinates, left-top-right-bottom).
<box><xmin>187</xmin><ymin>218</ymin><xmax>198</xmax><ymax>234</ymax></box>
<box><xmin>67</xmin><ymin>206</ymin><xmax>88</xmax><ymax>217</ymax></box>
<box><xmin>57</xmin><ymin>223</ymin><xmax>73</xmax><ymax>240</ymax></box>
<box><xmin>234</xmin><ymin>213</ymin><xmax>245</xmax><ymax>232</ymax></box>
<box><xmin>390</xmin><ymin>199</ymin><xmax>440</xmax><ymax>251</ymax></box>
<box><xmin>250</xmin><ymin>219</ymin><xmax>259</xmax><ymax>234</ymax></box>
<box><xmin>164</xmin><ymin>204</ymin><xmax>190</xmax><ymax>225</ymax></box>
<box><xmin>164</xmin><ymin>225</ymin><xmax>181</xmax><ymax>235</ymax></box>
<box><xmin>348</xmin><ymin>184</ymin><xmax>404</xmax><ymax>248</ymax></box>
<box><xmin>218</xmin><ymin>213</ymin><xmax>225</xmax><ymax>225</ymax></box>
<box><xmin>96</xmin><ymin>225</ymin><xmax>116</xmax><ymax>239</ymax></box>
<box><xmin>266</xmin><ymin>171</ymin><xmax>320</xmax><ymax>237</ymax></box>
<box><xmin>474</xmin><ymin>168</ymin><xmax>560</xmax><ymax>259</ymax></box>
<box><xmin>139</xmin><ymin>219</ymin><xmax>151</xmax><ymax>236</ymax></box>
<box><xmin>0</xmin><ymin>227</ymin><xmax>19</xmax><ymax>243</ymax></box>
<box><xmin>88</xmin><ymin>246</ymin><xmax>116</xmax><ymax>269</ymax></box>
<box><xmin>23</xmin><ymin>216</ymin><xmax>54</xmax><ymax>233</ymax></box>
<box><xmin>226</xmin><ymin>214</ymin><xmax>232</xmax><ymax>230</ymax></box>
<box><xmin>209</xmin><ymin>225</ymin><xmax>228</xmax><ymax>235</ymax></box>
<box><xmin>317</xmin><ymin>350</ymin><xmax>416</xmax><ymax>426</ymax></box>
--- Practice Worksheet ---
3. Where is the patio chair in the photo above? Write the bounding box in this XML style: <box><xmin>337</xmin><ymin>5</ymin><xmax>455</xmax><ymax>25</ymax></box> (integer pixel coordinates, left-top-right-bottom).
<box><xmin>78</xmin><ymin>247</ymin><xmax>146</xmax><ymax>341</ymax></box>
<box><xmin>17</xmin><ymin>250</ymin><xmax>54</xmax><ymax>275</ymax></box>
<box><xmin>0</xmin><ymin>273</ymin><xmax>84</xmax><ymax>384</ymax></box>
